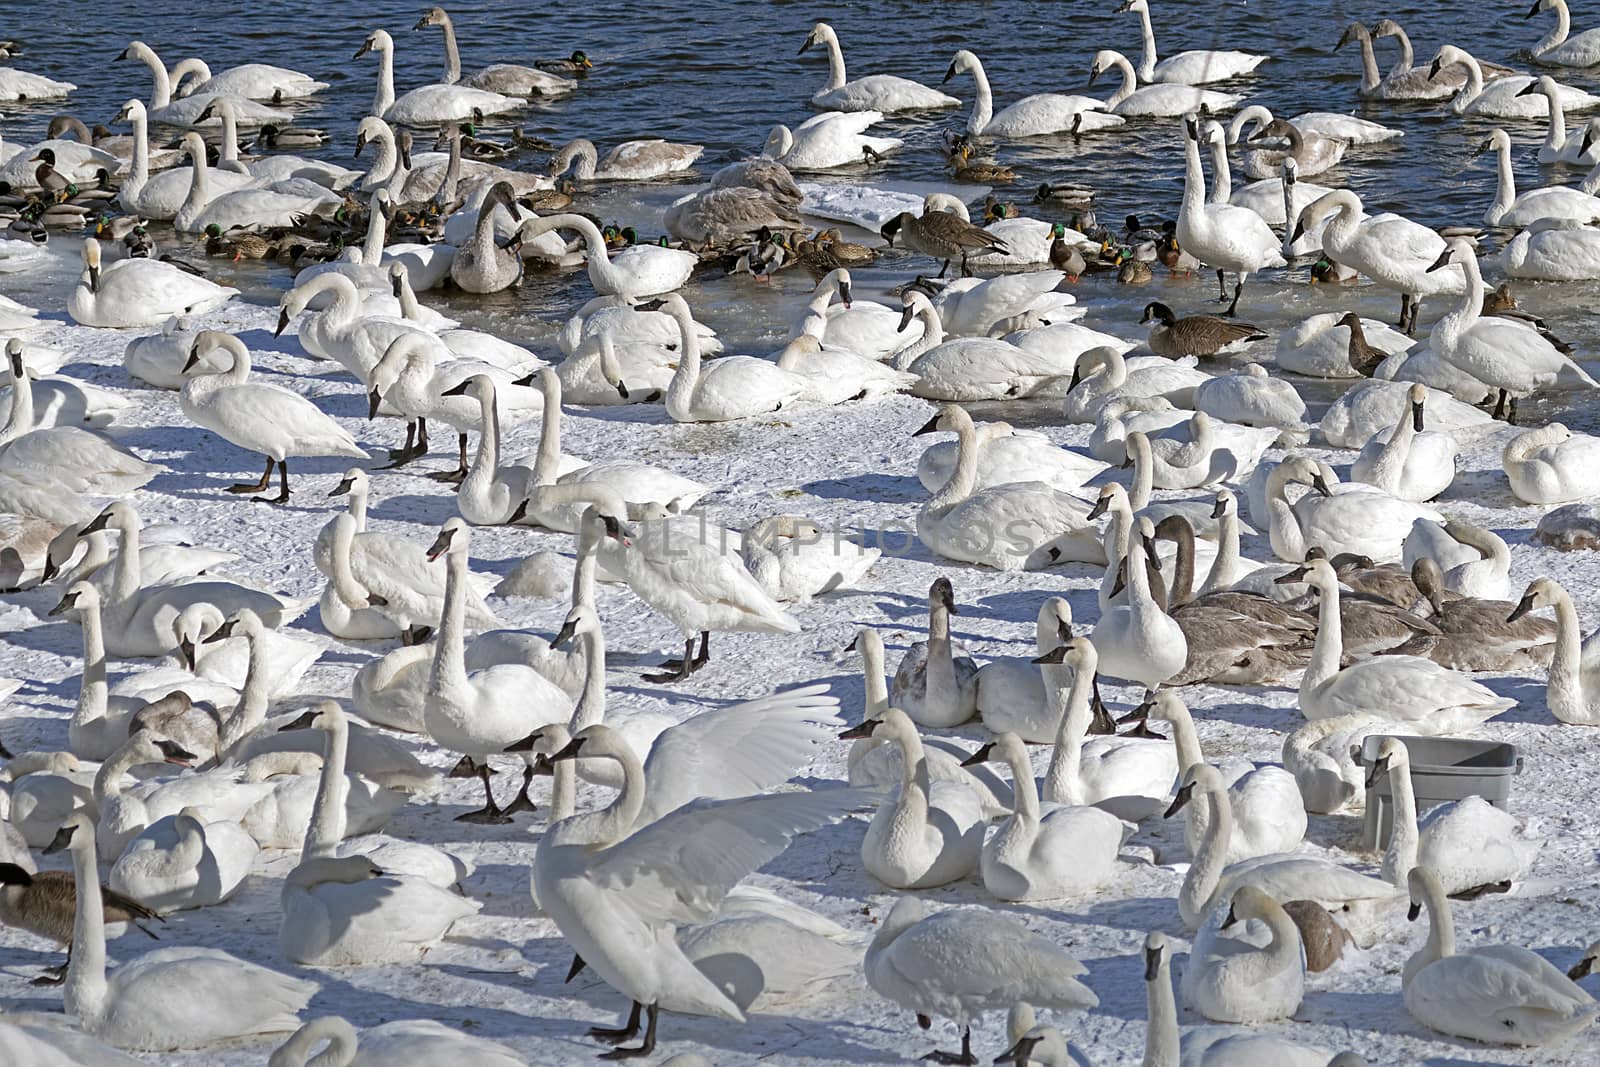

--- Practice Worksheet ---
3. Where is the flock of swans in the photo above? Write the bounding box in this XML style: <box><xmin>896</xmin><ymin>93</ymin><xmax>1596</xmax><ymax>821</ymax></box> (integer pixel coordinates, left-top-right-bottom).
<box><xmin>7</xmin><ymin>2</ymin><xmax>1600</xmax><ymax>1064</ymax></box>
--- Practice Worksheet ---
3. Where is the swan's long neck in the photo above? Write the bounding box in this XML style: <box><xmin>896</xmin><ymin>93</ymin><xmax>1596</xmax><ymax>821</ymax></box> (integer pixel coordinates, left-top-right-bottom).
<box><xmin>127</xmin><ymin>110</ymin><xmax>150</xmax><ymax>192</ymax></box>
<box><xmin>1207</xmin><ymin>132</ymin><xmax>1232</xmax><ymax>204</ymax></box>
<box><xmin>136</xmin><ymin>44</ymin><xmax>173</xmax><ymax>110</ymax></box>
<box><xmin>664</xmin><ymin>305</ymin><xmax>704</xmax><ymax>422</ymax></box>
<box><xmin>887</xmin><ymin>721</ymin><xmax>932</xmax><ymax>835</ymax></box>
<box><xmin>1043</xmin><ymin>660</ymin><xmax>1095</xmax><ymax>805</ymax></box>
<box><xmin>220</xmin><ymin>626</ymin><xmax>270</xmax><ymax>755</ymax></box>
<box><xmin>302</xmin><ymin>711</ymin><xmax>350</xmax><ymax>862</ymax></box>
<box><xmin>924</xmin><ymin>593</ymin><xmax>962</xmax><ymax>720</ymax></box>
<box><xmin>435</xmin><ymin>130</ymin><xmax>463</xmax><ymax>206</ymax></box>
<box><xmin>1238</xmin><ymin>901</ymin><xmax>1302</xmax><ymax>985</ymax></box>
<box><xmin>1354</xmin><ymin>30</ymin><xmax>1381</xmax><ymax>92</ymax></box>
<box><xmin>1452</xmin><ymin>53</ymin><xmax>1485</xmax><ymax>113</ymax></box>
<box><xmin>570</xmin><ymin>627</ymin><xmax>607</xmax><ymax>732</ymax></box>
<box><xmin>1538</xmin><ymin>0</ymin><xmax>1572</xmax><ymax>54</ymax></box>
<box><xmin>568</xmin><ymin>742</ymin><xmax>647</xmax><ymax>844</ymax></box>
<box><xmin>1265</xmin><ymin>472</ymin><xmax>1307</xmax><ymax>563</ymax></box>
<box><xmin>1134</xmin><ymin>5</ymin><xmax>1160</xmax><ymax>81</ymax></box>
<box><xmin>821</xmin><ymin>32</ymin><xmax>848</xmax><ymax>91</ymax></box>
<box><xmin>362</xmin><ymin>127</ymin><xmax>400</xmax><ymax>189</ymax></box>
<box><xmin>328</xmin><ymin>515</ymin><xmax>370</xmax><ymax>610</ymax></box>
<box><xmin>372</xmin><ymin>39</ymin><xmax>396</xmax><ymax>118</ymax></box>
<box><xmin>1438</xmin><ymin>245</ymin><xmax>1485</xmax><ymax>343</ymax></box>
<box><xmin>1315</xmin><ymin>191</ymin><xmax>1362</xmax><ymax>261</ymax></box>
<box><xmin>1180</xmin><ymin>134</ymin><xmax>1208</xmax><ymax>231</ymax></box>
<box><xmin>964</xmin><ymin>58</ymin><xmax>994</xmax><ymax>137</ymax></box>
<box><xmin>1127</xmin><ymin>526</ymin><xmax>1160</xmax><ymax>623</ymax></box>
<box><xmin>566</xmin><ymin>217</ymin><xmax>623</xmax><ymax>297</ymax></box>
<box><xmin>1100</xmin><ymin>499</ymin><xmax>1134</xmax><ymax>603</ymax></box>
<box><xmin>437</xmin><ymin>13</ymin><xmax>461</xmax><ymax>84</ymax></box>
<box><xmin>1416</xmin><ymin>875</ymin><xmax>1456</xmax><ymax>965</ymax></box>
<box><xmin>1004</xmin><ymin>742</ymin><xmax>1040</xmax><ymax>825</ymax></box>
<box><xmin>531</xmin><ymin>374</ymin><xmax>563</xmax><ymax>485</ymax></box>
<box><xmin>348</xmin><ymin>482</ymin><xmax>370</xmax><ymax>531</ymax></box>
<box><xmin>1547</xmin><ymin>586</ymin><xmax>1589</xmax><ymax>721</ymax></box>
<box><xmin>925</xmin><ymin>416</ymin><xmax>980</xmax><ymax>514</ymax></box>
<box><xmin>1165</xmin><ymin>702</ymin><xmax>1216</xmax><ymax>845</ymax></box>
<box><xmin>72</xmin><ymin>596</ymin><xmax>109</xmax><ymax>735</ymax></box>
<box><xmin>63</xmin><ymin>832</ymin><xmax>108</xmax><ymax>1026</ymax></box>
<box><xmin>360</xmin><ymin>203</ymin><xmax>387</xmax><ymax>264</ymax></box>
<box><xmin>0</xmin><ymin>363</ymin><xmax>32</xmax><ymax>444</ymax></box>
<box><xmin>1382</xmin><ymin>755</ymin><xmax>1420</xmax><ymax>887</ymax></box>
<box><xmin>1108</xmin><ymin>54</ymin><xmax>1138</xmax><ymax>108</ymax></box>
<box><xmin>1179</xmin><ymin>773</ymin><xmax>1234</xmax><ymax>926</ymax></box>
<box><xmin>1142</xmin><ymin>955</ymin><xmax>1180</xmax><ymax>1067</ymax></box>
<box><xmin>278</xmin><ymin>1016</ymin><xmax>358</xmax><ymax>1067</ymax></box>
<box><xmin>1367</xmin><ymin>398</ymin><xmax>1418</xmax><ymax>488</ymax></box>
<box><xmin>92</xmin><ymin>743</ymin><xmax>146</xmax><ymax>805</ymax></box>
<box><xmin>429</xmin><ymin>547</ymin><xmax>472</xmax><ymax>698</ymax></box>
<box><xmin>1302</xmin><ymin>571</ymin><xmax>1345</xmax><ymax>695</ymax></box>
<box><xmin>217</xmin><ymin>105</ymin><xmax>240</xmax><ymax>165</ymax></box>
<box><xmin>180</xmin><ymin>143</ymin><xmax>212</xmax><ymax>218</ymax></box>
<box><xmin>1544</xmin><ymin>91</ymin><xmax>1570</xmax><ymax>154</ymax></box>
<box><xmin>462</xmin><ymin>382</ymin><xmax>504</xmax><ymax>502</ymax></box>
<box><xmin>468</xmin><ymin>196</ymin><xmax>506</xmax><ymax>271</ymax></box>
<box><xmin>1392</xmin><ymin>27</ymin><xmax>1416</xmax><ymax>69</ymax></box>
<box><xmin>1200</xmin><ymin>508</ymin><xmax>1241</xmax><ymax>594</ymax></box>
<box><xmin>890</xmin><ymin>304</ymin><xmax>942</xmax><ymax>370</ymax></box>
<box><xmin>1128</xmin><ymin>435</ymin><xmax>1153</xmax><ymax>510</ymax></box>
<box><xmin>1491</xmin><ymin>137</ymin><xmax>1517</xmax><ymax>223</ymax></box>
<box><xmin>861</xmin><ymin>633</ymin><xmax>889</xmax><ymax>716</ymax></box>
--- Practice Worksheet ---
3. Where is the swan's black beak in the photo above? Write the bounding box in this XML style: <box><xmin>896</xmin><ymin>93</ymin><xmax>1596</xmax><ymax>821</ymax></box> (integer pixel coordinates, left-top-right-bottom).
<box><xmin>1144</xmin><ymin>943</ymin><xmax>1163</xmax><ymax>981</ymax></box>
<box><xmin>1143</xmin><ymin>534</ymin><xmax>1162</xmax><ymax>571</ymax></box>
<box><xmin>79</xmin><ymin>508</ymin><xmax>113</xmax><ymax>536</ymax></box>
<box><xmin>551</xmin><ymin>618</ymin><xmax>579</xmax><ymax>650</ymax></box>
<box><xmin>354</xmin><ymin>39</ymin><xmax>373</xmax><ymax>60</ymax></box>
<box><xmin>838</xmin><ymin>279</ymin><xmax>853</xmax><ymax>308</ymax></box>
<box><xmin>1407</xmin><ymin>899</ymin><xmax>1422</xmax><ymax>922</ymax></box>
<box><xmin>48</xmin><ymin>590</ymin><xmax>79</xmax><ymax>616</ymax></box>
<box><xmin>1275</xmin><ymin>565</ymin><xmax>1310</xmax><ymax>585</ymax></box>
<box><xmin>1508</xmin><ymin>590</ymin><xmax>1536</xmax><ymax>623</ymax></box>
<box><xmin>1211</xmin><ymin>495</ymin><xmax>1227</xmax><ymax>519</ymax></box>
<box><xmin>1412</xmin><ymin>398</ymin><xmax>1425</xmax><ymax>433</ymax></box>
<box><xmin>1427</xmin><ymin>57</ymin><xmax>1444</xmax><ymax>80</ymax></box>
<box><xmin>1087</xmin><ymin>494</ymin><xmax>1110</xmax><ymax>521</ymax></box>
<box><xmin>1570</xmin><ymin>955</ymin><xmax>1597</xmax><ymax>980</ymax></box>
<box><xmin>274</xmin><ymin>307</ymin><xmax>291</xmax><ymax>337</ymax></box>
<box><xmin>1031</xmin><ymin>645</ymin><xmax>1070</xmax><ymax>665</ymax></box>
<box><xmin>426</xmin><ymin>527</ymin><xmax>455</xmax><ymax>562</ymax></box>
<box><xmin>896</xmin><ymin>302</ymin><xmax>914</xmax><ymax>333</ymax></box>
<box><xmin>391</xmin><ymin>272</ymin><xmax>404</xmax><ymax>298</ymax></box>
<box><xmin>441</xmin><ymin>380</ymin><xmax>470</xmax><ymax>397</ymax></box>
<box><xmin>942</xmin><ymin>62</ymin><xmax>957</xmax><ymax>85</ymax></box>
<box><xmin>1527</xmin><ymin>0</ymin><xmax>1544</xmax><ymax>17</ymax></box>
<box><xmin>1364</xmin><ymin>753</ymin><xmax>1390</xmax><ymax>789</ymax></box>
<box><xmin>1087</xmin><ymin>66</ymin><xmax>1102</xmax><ymax>87</ymax></box>
<box><xmin>958</xmin><ymin>742</ymin><xmax>994</xmax><ymax>768</ymax></box>
<box><xmin>1311</xmin><ymin>473</ymin><xmax>1333</xmax><ymax>497</ymax></box>
<box><xmin>797</xmin><ymin>35</ymin><xmax>813</xmax><ymax>56</ymax></box>
<box><xmin>177</xmin><ymin>637</ymin><xmax>196</xmax><ymax>670</ymax></box>
<box><xmin>88</xmin><ymin>264</ymin><xmax>100</xmax><ymax>292</ymax></box>
<box><xmin>278</xmin><ymin>709</ymin><xmax>320</xmax><ymax>732</ymax></box>
<box><xmin>1164</xmin><ymin>781</ymin><xmax>1194</xmax><ymax>818</ymax></box>
<box><xmin>42</xmin><ymin>824</ymin><xmax>76</xmax><ymax>855</ymax></box>
<box><xmin>1425</xmin><ymin>247</ymin><xmax>1452</xmax><ymax>275</ymax></box>
<box><xmin>367</xmin><ymin>390</ymin><xmax>381</xmax><ymax>420</ymax></box>
<box><xmin>504</xmin><ymin>728</ymin><xmax>544</xmax><ymax>754</ymax></box>
<box><xmin>157</xmin><ymin>739</ymin><xmax>197</xmax><ymax>765</ymax></box>
<box><xmin>1516</xmin><ymin>82</ymin><xmax>1540</xmax><ymax>98</ymax></box>
<box><xmin>328</xmin><ymin>475</ymin><xmax>355</xmax><ymax>497</ymax></box>
<box><xmin>508</xmin><ymin>499</ymin><xmax>530</xmax><ymax>523</ymax></box>
<box><xmin>550</xmin><ymin>736</ymin><xmax>587</xmax><ymax>762</ymax></box>
<box><xmin>634</xmin><ymin>298</ymin><xmax>666</xmax><ymax>313</ymax></box>
<box><xmin>837</xmin><ymin>719</ymin><xmax>878</xmax><ymax>740</ymax></box>
<box><xmin>911</xmin><ymin>413</ymin><xmax>940</xmax><ymax>436</ymax></box>
<box><xmin>202</xmin><ymin>619</ymin><xmax>237</xmax><ymax>645</ymax></box>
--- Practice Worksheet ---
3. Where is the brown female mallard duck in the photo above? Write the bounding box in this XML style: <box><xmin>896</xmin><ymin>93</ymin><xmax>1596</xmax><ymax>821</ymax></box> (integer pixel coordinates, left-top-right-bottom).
<box><xmin>204</xmin><ymin>224</ymin><xmax>276</xmax><ymax>262</ymax></box>
<box><xmin>818</xmin><ymin>227</ymin><xmax>875</xmax><ymax>266</ymax></box>
<box><xmin>947</xmin><ymin>143</ymin><xmax>1015</xmax><ymax>183</ymax></box>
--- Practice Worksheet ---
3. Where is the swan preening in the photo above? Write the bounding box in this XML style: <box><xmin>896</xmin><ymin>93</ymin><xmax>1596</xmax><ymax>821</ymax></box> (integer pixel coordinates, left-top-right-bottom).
<box><xmin>8</xmin><ymin>8</ymin><xmax>1600</xmax><ymax>1066</ymax></box>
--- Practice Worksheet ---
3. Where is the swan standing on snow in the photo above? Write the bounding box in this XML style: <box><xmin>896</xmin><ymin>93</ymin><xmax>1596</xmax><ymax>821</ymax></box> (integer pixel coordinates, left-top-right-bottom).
<box><xmin>68</xmin><ymin>238</ymin><xmax>237</xmax><ymax>328</ymax></box>
<box><xmin>865</xmin><ymin>896</ymin><xmax>1098</xmax><ymax>1066</ymax></box>
<box><xmin>798</xmin><ymin>22</ymin><xmax>959</xmax><ymax>112</ymax></box>
<box><xmin>838</xmin><ymin>708</ymin><xmax>985</xmax><ymax>889</ymax></box>
<box><xmin>182</xmin><ymin>332</ymin><xmax>366</xmax><ymax>504</ymax></box>
<box><xmin>961</xmin><ymin>732</ymin><xmax>1127</xmax><ymax>901</ymax></box>
<box><xmin>533</xmin><ymin>702</ymin><xmax>861</xmax><ymax>1058</ymax></box>
<box><xmin>1404</xmin><ymin>866</ymin><xmax>1598</xmax><ymax>1045</ymax></box>
<box><xmin>1351</xmin><ymin>383</ymin><xmax>1459</xmax><ymax>502</ymax></box>
<box><xmin>914</xmin><ymin>404</ymin><xmax>1103</xmax><ymax>570</ymax></box>
<box><xmin>1092</xmin><ymin>517</ymin><xmax>1187</xmax><ymax>690</ymax></box>
<box><xmin>46</xmin><ymin>814</ymin><xmax>317</xmax><ymax>1051</ymax></box>
<box><xmin>268</xmin><ymin>1015</ymin><xmax>523</xmax><ymax>1067</ymax></box>
<box><xmin>1116</xmin><ymin>0</ymin><xmax>1267</xmax><ymax>84</ymax></box>
<box><xmin>1175</xmin><ymin>116</ymin><xmax>1286</xmax><ymax>315</ymax></box>
<box><xmin>943</xmin><ymin>49</ymin><xmax>1123</xmax><ymax>137</ymax></box>
<box><xmin>1281</xmin><ymin>558</ymin><xmax>1515</xmax><ymax>729</ymax></box>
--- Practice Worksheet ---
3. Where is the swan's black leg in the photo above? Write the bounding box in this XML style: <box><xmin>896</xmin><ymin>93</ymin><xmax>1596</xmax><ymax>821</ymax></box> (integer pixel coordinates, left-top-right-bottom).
<box><xmin>427</xmin><ymin>433</ymin><xmax>470</xmax><ymax>483</ymax></box>
<box><xmin>922</xmin><ymin>1025</ymin><xmax>976</xmax><ymax>1065</ymax></box>
<box><xmin>228</xmin><ymin>456</ymin><xmax>274</xmax><ymax>494</ymax></box>
<box><xmin>589</xmin><ymin>1001</ymin><xmax>642</xmax><ymax>1043</ymax></box>
<box><xmin>259</xmin><ymin>458</ymin><xmax>291</xmax><ymax>504</ymax></box>
<box><xmin>1224</xmin><ymin>280</ymin><xmax>1242</xmax><ymax>317</ymax></box>
<box><xmin>455</xmin><ymin>762</ymin><xmax>512</xmax><ymax>823</ymax></box>
<box><xmin>644</xmin><ymin>638</ymin><xmax>697</xmax><ymax>683</ymax></box>
<box><xmin>691</xmin><ymin>631</ymin><xmax>711</xmax><ymax>669</ymax></box>
<box><xmin>599</xmin><ymin>1002</ymin><xmax>658</xmax><ymax>1059</ymax></box>
<box><xmin>500</xmin><ymin>764</ymin><xmax>538</xmax><ymax>816</ymax></box>
<box><xmin>1215</xmin><ymin>268</ymin><xmax>1228</xmax><ymax>302</ymax></box>
<box><xmin>383</xmin><ymin>421</ymin><xmax>422</xmax><ymax>468</ymax></box>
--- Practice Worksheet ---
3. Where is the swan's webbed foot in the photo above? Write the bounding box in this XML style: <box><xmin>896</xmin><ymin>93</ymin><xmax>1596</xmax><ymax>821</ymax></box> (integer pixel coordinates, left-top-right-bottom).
<box><xmin>921</xmin><ymin>1028</ymin><xmax>975</xmax><ymax>1065</ymax></box>
<box><xmin>589</xmin><ymin>1002</ymin><xmax>642</xmax><ymax>1043</ymax></box>
<box><xmin>30</xmin><ymin>963</ymin><xmax>65</xmax><ymax>986</ymax></box>
<box><xmin>227</xmin><ymin>457</ymin><xmax>275</xmax><ymax>494</ymax></box>
<box><xmin>447</xmin><ymin>754</ymin><xmax>489</xmax><ymax>778</ymax></box>
<box><xmin>1452</xmin><ymin>879</ymin><xmax>1513</xmax><ymax>900</ymax></box>
<box><xmin>596</xmin><ymin>1003</ymin><xmax>657</xmax><ymax>1059</ymax></box>
<box><xmin>455</xmin><ymin>762</ymin><xmax>513</xmax><ymax>822</ymax></box>
<box><xmin>427</xmin><ymin>434</ymin><xmax>470</xmax><ymax>482</ymax></box>
<box><xmin>401</xmin><ymin>624</ymin><xmax>433</xmax><ymax>646</ymax></box>
<box><xmin>254</xmin><ymin>459</ymin><xmax>292</xmax><ymax>504</ymax></box>
<box><xmin>644</xmin><ymin>636</ymin><xmax>702</xmax><ymax>683</ymax></box>
<box><xmin>565</xmin><ymin>953</ymin><xmax>587</xmax><ymax>983</ymax></box>
<box><xmin>499</xmin><ymin>765</ymin><xmax>538</xmax><ymax>816</ymax></box>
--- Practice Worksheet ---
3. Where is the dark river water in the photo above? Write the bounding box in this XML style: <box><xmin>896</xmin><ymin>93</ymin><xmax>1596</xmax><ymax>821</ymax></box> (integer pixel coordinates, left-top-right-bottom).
<box><xmin>9</xmin><ymin>0</ymin><xmax>1600</xmax><ymax>428</ymax></box>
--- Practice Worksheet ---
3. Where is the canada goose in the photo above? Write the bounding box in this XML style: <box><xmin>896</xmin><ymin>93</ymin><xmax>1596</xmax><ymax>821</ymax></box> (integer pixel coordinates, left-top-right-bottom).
<box><xmin>1139</xmin><ymin>302</ymin><xmax>1266</xmax><ymax>358</ymax></box>
<box><xmin>880</xmin><ymin>210</ymin><xmax>1007</xmax><ymax>277</ymax></box>
<box><xmin>0</xmin><ymin>862</ymin><xmax>162</xmax><ymax>984</ymax></box>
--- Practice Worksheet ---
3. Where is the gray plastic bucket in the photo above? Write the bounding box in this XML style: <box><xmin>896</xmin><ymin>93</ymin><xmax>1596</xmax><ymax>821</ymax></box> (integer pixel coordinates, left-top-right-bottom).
<box><xmin>1356</xmin><ymin>734</ymin><xmax>1522</xmax><ymax>850</ymax></box>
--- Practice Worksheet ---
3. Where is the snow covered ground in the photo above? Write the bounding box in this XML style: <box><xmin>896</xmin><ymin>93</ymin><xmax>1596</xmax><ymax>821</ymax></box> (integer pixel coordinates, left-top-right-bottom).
<box><xmin>2</xmin><ymin>239</ymin><xmax>1600</xmax><ymax>1066</ymax></box>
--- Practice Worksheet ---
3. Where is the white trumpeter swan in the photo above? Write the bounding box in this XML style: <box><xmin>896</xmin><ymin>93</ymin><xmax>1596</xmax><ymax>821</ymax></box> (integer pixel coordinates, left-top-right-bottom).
<box><xmin>798</xmin><ymin>22</ymin><xmax>959</xmax><ymax>112</ymax></box>
<box><xmin>1404</xmin><ymin>866</ymin><xmax>1598</xmax><ymax>1044</ymax></box>
<box><xmin>1263</xmin><ymin>455</ymin><xmax>1443</xmax><ymax>563</ymax></box>
<box><xmin>913</xmin><ymin>404</ymin><xmax>1103</xmax><ymax>571</ymax></box>
<box><xmin>0</xmin><ymin>354</ymin><xmax>157</xmax><ymax>498</ymax></box>
<box><xmin>974</xmin><ymin>598</ymin><xmax>1074</xmax><ymax>742</ymax></box>
<box><xmin>423</xmin><ymin>519</ymin><xmax>573</xmax><ymax>820</ymax></box>
<box><xmin>1088</xmin><ymin>51</ymin><xmax>1244</xmax><ymax>117</ymax></box>
<box><xmin>1091</xmin><ymin>517</ymin><xmax>1186</xmax><ymax>689</ymax></box>
<box><xmin>1181</xmin><ymin>885</ymin><xmax>1305</xmax><ymax>1023</ymax></box>
<box><xmin>1350</xmin><ymin>383</ymin><xmax>1459</xmax><ymax>502</ymax></box>
<box><xmin>181</xmin><ymin>332</ymin><xmax>366</xmax><ymax>504</ymax></box>
<box><xmin>764</xmin><ymin>110</ymin><xmax>903</xmax><ymax>169</ymax></box>
<box><xmin>1528</xmin><ymin>0</ymin><xmax>1600</xmax><ymax>66</ymax></box>
<box><xmin>864</xmin><ymin>897</ymin><xmax>1097</xmax><ymax>1065</ymax></box>
<box><xmin>1174</xmin><ymin>116</ymin><xmax>1285</xmax><ymax>315</ymax></box>
<box><xmin>1510</xmin><ymin>577</ymin><xmax>1600</xmax><ymax>725</ymax></box>
<box><xmin>1169</xmin><ymin>763</ymin><xmax>1399</xmax><ymax>940</ymax></box>
<box><xmin>532</xmin><ymin>699</ymin><xmax>861</xmax><ymax>1058</ymax></box>
<box><xmin>1429</xmin><ymin>44</ymin><xmax>1600</xmax><ymax>117</ymax></box>
<box><xmin>961</xmin><ymin>732</ymin><xmax>1126</xmax><ymax>901</ymax></box>
<box><xmin>838</xmin><ymin>708</ymin><xmax>984</xmax><ymax>889</ymax></box>
<box><xmin>511</xmin><ymin>213</ymin><xmax>696</xmax><ymax>300</ymax></box>
<box><xmin>108</xmin><ymin>806</ymin><xmax>258</xmax><ymax>913</ymax></box>
<box><xmin>549</xmin><ymin>137</ymin><xmax>704</xmax><ymax>181</ymax></box>
<box><xmin>68</xmin><ymin>238</ymin><xmax>236</xmax><ymax>328</ymax></box>
<box><xmin>1280</xmin><ymin>558</ymin><xmax>1514</xmax><ymax>729</ymax></box>
<box><xmin>46</xmin><ymin>813</ymin><xmax>317</xmax><ymax>1051</ymax></box>
<box><xmin>1478</xmin><ymin>127</ymin><xmax>1600</xmax><ymax>225</ymax></box>
<box><xmin>652</xmin><ymin>294</ymin><xmax>807</xmax><ymax>421</ymax></box>
<box><xmin>171</xmin><ymin>56</ymin><xmax>328</xmax><ymax>101</ymax></box>
<box><xmin>890</xmin><ymin>577</ymin><xmax>980</xmax><ymax>729</ymax></box>
<box><xmin>355</xmin><ymin>28</ymin><xmax>519</xmax><ymax>125</ymax></box>
<box><xmin>268</xmin><ymin>1015</ymin><xmax>523</xmax><ymax>1067</ymax></box>
<box><xmin>943</xmin><ymin>50</ymin><xmax>1123</xmax><ymax>137</ymax></box>
<box><xmin>1116</xmin><ymin>0</ymin><xmax>1267</xmax><ymax>84</ymax></box>
<box><xmin>1504</xmin><ymin>422</ymin><xmax>1600</xmax><ymax>503</ymax></box>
